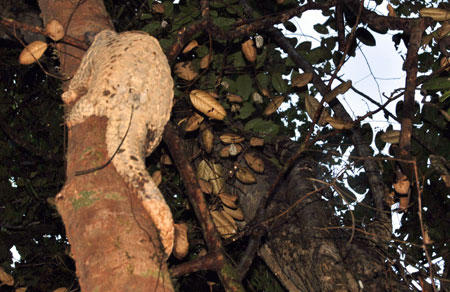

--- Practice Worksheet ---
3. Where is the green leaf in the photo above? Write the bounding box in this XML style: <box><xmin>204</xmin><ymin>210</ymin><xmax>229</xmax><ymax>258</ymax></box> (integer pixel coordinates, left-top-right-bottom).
<box><xmin>141</xmin><ymin>22</ymin><xmax>161</xmax><ymax>35</ymax></box>
<box><xmin>336</xmin><ymin>182</ymin><xmax>357</xmax><ymax>202</ymax></box>
<box><xmin>313</xmin><ymin>23</ymin><xmax>329</xmax><ymax>34</ymax></box>
<box><xmin>283</xmin><ymin>21</ymin><xmax>297</xmax><ymax>32</ymax></box>
<box><xmin>347</xmin><ymin>172</ymin><xmax>369</xmax><ymax>194</ymax></box>
<box><xmin>196</xmin><ymin>45</ymin><xmax>209</xmax><ymax>57</ymax></box>
<box><xmin>236</xmin><ymin>102</ymin><xmax>255</xmax><ymax>119</ymax></box>
<box><xmin>271</xmin><ymin>72</ymin><xmax>288</xmax><ymax>94</ymax></box>
<box><xmin>245</xmin><ymin>118</ymin><xmax>280</xmax><ymax>138</ymax></box>
<box><xmin>305</xmin><ymin>47</ymin><xmax>332</xmax><ymax>64</ymax></box>
<box><xmin>368</xmin><ymin>23</ymin><xmax>388</xmax><ymax>34</ymax></box>
<box><xmin>227</xmin><ymin>5</ymin><xmax>243</xmax><ymax>15</ymax></box>
<box><xmin>256</xmin><ymin>47</ymin><xmax>268</xmax><ymax>69</ymax></box>
<box><xmin>230</xmin><ymin>51</ymin><xmax>246</xmax><ymax>68</ymax></box>
<box><xmin>163</xmin><ymin>1</ymin><xmax>174</xmax><ymax>17</ymax></box>
<box><xmin>322</xmin><ymin>36</ymin><xmax>338</xmax><ymax>50</ymax></box>
<box><xmin>213</xmin><ymin>17</ymin><xmax>235</xmax><ymax>29</ymax></box>
<box><xmin>256</xmin><ymin>73</ymin><xmax>270</xmax><ymax>89</ymax></box>
<box><xmin>236</xmin><ymin>75</ymin><xmax>252</xmax><ymax>100</ymax></box>
<box><xmin>422</xmin><ymin>77</ymin><xmax>450</xmax><ymax>90</ymax></box>
<box><xmin>16</xmin><ymin>177</ymin><xmax>26</xmax><ymax>187</ymax></box>
<box><xmin>356</xmin><ymin>27</ymin><xmax>376</xmax><ymax>46</ymax></box>
<box><xmin>222</xmin><ymin>76</ymin><xmax>236</xmax><ymax>92</ymax></box>
<box><xmin>140</xmin><ymin>13</ymin><xmax>153</xmax><ymax>20</ymax></box>
<box><xmin>159</xmin><ymin>38</ymin><xmax>172</xmax><ymax>51</ymax></box>
<box><xmin>297</xmin><ymin>41</ymin><xmax>312</xmax><ymax>51</ymax></box>
<box><xmin>210</xmin><ymin>1</ymin><xmax>225</xmax><ymax>8</ymax></box>
<box><xmin>439</xmin><ymin>89</ymin><xmax>450</xmax><ymax>102</ymax></box>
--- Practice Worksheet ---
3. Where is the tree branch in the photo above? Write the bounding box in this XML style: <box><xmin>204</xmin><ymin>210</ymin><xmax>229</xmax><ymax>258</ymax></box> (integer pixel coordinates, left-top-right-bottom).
<box><xmin>268</xmin><ymin>27</ymin><xmax>391</xmax><ymax>238</ymax></box>
<box><xmin>163</xmin><ymin>122</ymin><xmax>245</xmax><ymax>292</ymax></box>
<box><xmin>343</xmin><ymin>0</ymin><xmax>434</xmax><ymax>33</ymax></box>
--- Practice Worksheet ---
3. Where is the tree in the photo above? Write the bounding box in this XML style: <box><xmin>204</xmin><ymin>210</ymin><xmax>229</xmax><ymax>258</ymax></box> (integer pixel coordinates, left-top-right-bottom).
<box><xmin>1</xmin><ymin>0</ymin><xmax>449</xmax><ymax>291</ymax></box>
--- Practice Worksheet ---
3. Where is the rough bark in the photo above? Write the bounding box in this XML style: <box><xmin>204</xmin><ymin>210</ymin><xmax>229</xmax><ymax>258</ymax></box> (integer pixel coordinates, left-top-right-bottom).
<box><xmin>230</xmin><ymin>137</ymin><xmax>409</xmax><ymax>291</ymax></box>
<box><xmin>38</xmin><ymin>0</ymin><xmax>174</xmax><ymax>290</ymax></box>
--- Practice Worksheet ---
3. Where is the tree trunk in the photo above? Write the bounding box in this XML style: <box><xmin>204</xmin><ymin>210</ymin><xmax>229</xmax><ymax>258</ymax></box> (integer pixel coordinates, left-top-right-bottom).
<box><xmin>223</xmin><ymin>137</ymin><xmax>409</xmax><ymax>291</ymax></box>
<box><xmin>38</xmin><ymin>0</ymin><xmax>174</xmax><ymax>290</ymax></box>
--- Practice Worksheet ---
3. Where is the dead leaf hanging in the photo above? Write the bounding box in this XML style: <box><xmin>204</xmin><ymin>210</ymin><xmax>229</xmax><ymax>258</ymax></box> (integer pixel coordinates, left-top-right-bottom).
<box><xmin>323</xmin><ymin>80</ymin><xmax>352</xmax><ymax>103</ymax></box>
<box><xmin>263</xmin><ymin>95</ymin><xmax>284</xmax><ymax>116</ymax></box>
<box><xmin>380</xmin><ymin>130</ymin><xmax>401</xmax><ymax>144</ymax></box>
<box><xmin>218</xmin><ymin>193</ymin><xmax>239</xmax><ymax>209</ymax></box>
<box><xmin>174</xmin><ymin>61</ymin><xmax>198</xmax><ymax>81</ymax></box>
<box><xmin>182</xmin><ymin>40</ymin><xmax>199</xmax><ymax>54</ymax></box>
<box><xmin>387</xmin><ymin>4</ymin><xmax>397</xmax><ymax>17</ymax></box>
<box><xmin>242</xmin><ymin>39</ymin><xmax>257</xmax><ymax>63</ymax></box>
<box><xmin>19</xmin><ymin>41</ymin><xmax>48</xmax><ymax>65</ymax></box>
<box><xmin>200</xmin><ymin>54</ymin><xmax>212</xmax><ymax>69</ymax></box>
<box><xmin>173</xmin><ymin>223</ymin><xmax>189</xmax><ymax>260</ymax></box>
<box><xmin>236</xmin><ymin>166</ymin><xmax>256</xmax><ymax>184</ymax></box>
<box><xmin>220</xmin><ymin>133</ymin><xmax>245</xmax><ymax>144</ymax></box>
<box><xmin>0</xmin><ymin>267</ymin><xmax>14</xmax><ymax>286</ymax></box>
<box><xmin>184</xmin><ymin>112</ymin><xmax>204</xmax><ymax>131</ymax></box>
<box><xmin>420</xmin><ymin>7</ymin><xmax>450</xmax><ymax>21</ymax></box>
<box><xmin>325</xmin><ymin>116</ymin><xmax>354</xmax><ymax>130</ymax></box>
<box><xmin>151</xmin><ymin>170</ymin><xmax>162</xmax><ymax>186</ymax></box>
<box><xmin>223</xmin><ymin>205</ymin><xmax>245</xmax><ymax>221</ymax></box>
<box><xmin>211</xmin><ymin>210</ymin><xmax>237</xmax><ymax>239</ymax></box>
<box><xmin>202</xmin><ymin>128</ymin><xmax>214</xmax><ymax>153</ymax></box>
<box><xmin>250</xmin><ymin>137</ymin><xmax>264</xmax><ymax>146</ymax></box>
<box><xmin>291</xmin><ymin>72</ymin><xmax>313</xmax><ymax>88</ymax></box>
<box><xmin>190</xmin><ymin>90</ymin><xmax>226</xmax><ymax>120</ymax></box>
<box><xmin>45</xmin><ymin>20</ymin><xmax>64</xmax><ymax>41</ymax></box>
<box><xmin>305</xmin><ymin>95</ymin><xmax>330</xmax><ymax>126</ymax></box>
<box><xmin>244</xmin><ymin>152</ymin><xmax>264</xmax><ymax>173</ymax></box>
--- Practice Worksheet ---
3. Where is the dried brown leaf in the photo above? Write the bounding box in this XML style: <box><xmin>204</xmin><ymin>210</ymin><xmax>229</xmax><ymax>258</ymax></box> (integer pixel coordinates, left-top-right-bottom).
<box><xmin>202</xmin><ymin>128</ymin><xmax>214</xmax><ymax>153</ymax></box>
<box><xmin>174</xmin><ymin>61</ymin><xmax>198</xmax><ymax>81</ymax></box>
<box><xmin>387</xmin><ymin>4</ymin><xmax>397</xmax><ymax>17</ymax></box>
<box><xmin>199</xmin><ymin>179</ymin><xmax>213</xmax><ymax>194</ymax></box>
<box><xmin>242</xmin><ymin>39</ymin><xmax>257</xmax><ymax>63</ymax></box>
<box><xmin>223</xmin><ymin>205</ymin><xmax>245</xmax><ymax>221</ymax></box>
<box><xmin>325</xmin><ymin>116</ymin><xmax>354</xmax><ymax>130</ymax></box>
<box><xmin>420</xmin><ymin>7</ymin><xmax>450</xmax><ymax>21</ymax></box>
<box><xmin>218</xmin><ymin>193</ymin><xmax>238</xmax><ymax>209</ymax></box>
<box><xmin>173</xmin><ymin>223</ymin><xmax>189</xmax><ymax>260</ymax></box>
<box><xmin>291</xmin><ymin>72</ymin><xmax>313</xmax><ymax>88</ymax></box>
<box><xmin>244</xmin><ymin>152</ymin><xmax>264</xmax><ymax>173</ymax></box>
<box><xmin>211</xmin><ymin>210</ymin><xmax>237</xmax><ymax>239</ymax></box>
<box><xmin>236</xmin><ymin>167</ymin><xmax>256</xmax><ymax>184</ymax></box>
<box><xmin>380</xmin><ymin>130</ymin><xmax>401</xmax><ymax>144</ymax></box>
<box><xmin>19</xmin><ymin>41</ymin><xmax>48</xmax><ymax>65</ymax></box>
<box><xmin>263</xmin><ymin>95</ymin><xmax>284</xmax><ymax>116</ymax></box>
<box><xmin>190</xmin><ymin>90</ymin><xmax>226</xmax><ymax>120</ymax></box>
<box><xmin>45</xmin><ymin>20</ymin><xmax>64</xmax><ymax>41</ymax></box>
<box><xmin>0</xmin><ymin>267</ymin><xmax>14</xmax><ymax>286</ymax></box>
<box><xmin>305</xmin><ymin>95</ymin><xmax>330</xmax><ymax>126</ymax></box>
<box><xmin>152</xmin><ymin>170</ymin><xmax>162</xmax><ymax>186</ymax></box>
<box><xmin>220</xmin><ymin>133</ymin><xmax>245</xmax><ymax>144</ymax></box>
<box><xmin>200</xmin><ymin>54</ymin><xmax>212</xmax><ymax>69</ymax></box>
<box><xmin>250</xmin><ymin>137</ymin><xmax>264</xmax><ymax>146</ymax></box>
<box><xmin>185</xmin><ymin>112</ymin><xmax>204</xmax><ymax>131</ymax></box>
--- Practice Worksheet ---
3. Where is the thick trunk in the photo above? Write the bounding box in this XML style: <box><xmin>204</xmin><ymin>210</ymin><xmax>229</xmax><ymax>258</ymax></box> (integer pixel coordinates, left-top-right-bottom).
<box><xmin>38</xmin><ymin>1</ymin><xmax>173</xmax><ymax>290</ymax></box>
<box><xmin>225</xmin><ymin>137</ymin><xmax>408</xmax><ymax>291</ymax></box>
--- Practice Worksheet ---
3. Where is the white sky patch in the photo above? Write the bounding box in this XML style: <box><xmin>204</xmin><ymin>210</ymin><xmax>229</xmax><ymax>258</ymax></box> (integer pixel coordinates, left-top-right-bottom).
<box><xmin>10</xmin><ymin>246</ymin><xmax>20</xmax><ymax>267</ymax></box>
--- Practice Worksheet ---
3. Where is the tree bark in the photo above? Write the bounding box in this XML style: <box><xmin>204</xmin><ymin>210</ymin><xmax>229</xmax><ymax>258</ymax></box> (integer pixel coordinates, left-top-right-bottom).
<box><xmin>38</xmin><ymin>0</ymin><xmax>174</xmax><ymax>290</ymax></box>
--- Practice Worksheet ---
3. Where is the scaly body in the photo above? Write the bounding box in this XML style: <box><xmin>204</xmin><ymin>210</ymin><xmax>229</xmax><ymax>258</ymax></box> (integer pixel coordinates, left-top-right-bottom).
<box><xmin>63</xmin><ymin>30</ymin><xmax>174</xmax><ymax>258</ymax></box>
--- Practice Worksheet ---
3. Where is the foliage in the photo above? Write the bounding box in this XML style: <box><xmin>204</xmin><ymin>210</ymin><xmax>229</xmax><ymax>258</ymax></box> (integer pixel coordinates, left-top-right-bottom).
<box><xmin>0</xmin><ymin>0</ymin><xmax>449</xmax><ymax>291</ymax></box>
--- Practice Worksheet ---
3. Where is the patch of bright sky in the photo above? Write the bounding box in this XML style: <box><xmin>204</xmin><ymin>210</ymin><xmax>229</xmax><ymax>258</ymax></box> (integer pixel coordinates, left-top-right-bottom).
<box><xmin>277</xmin><ymin>2</ymin><xmax>445</xmax><ymax>284</ymax></box>
<box><xmin>282</xmin><ymin>0</ymin><xmax>408</xmax><ymax>135</ymax></box>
